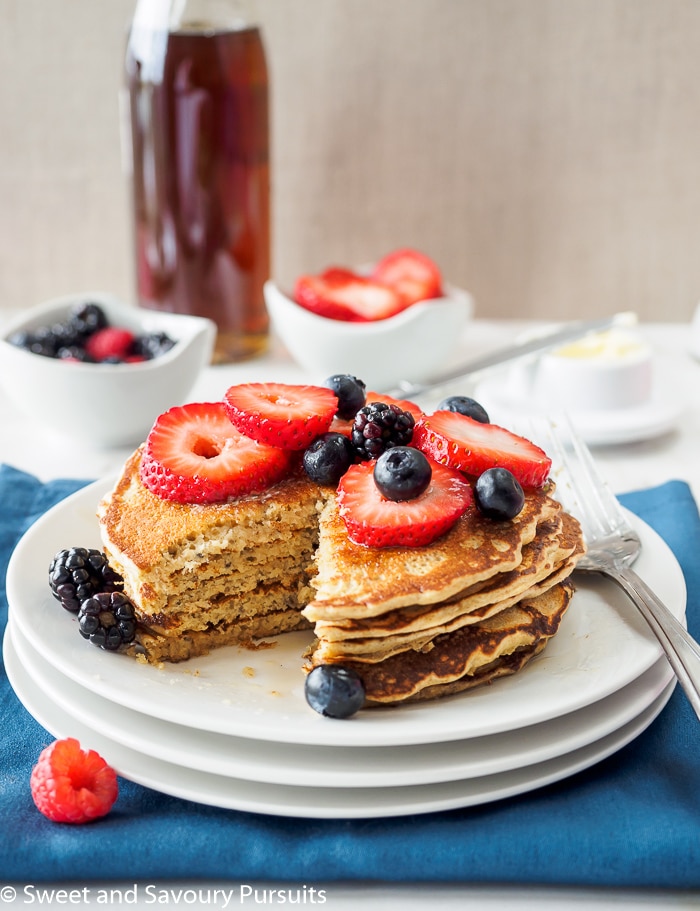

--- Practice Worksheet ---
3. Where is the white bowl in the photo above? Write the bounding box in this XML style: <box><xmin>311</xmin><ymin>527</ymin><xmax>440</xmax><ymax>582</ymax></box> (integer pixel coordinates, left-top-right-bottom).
<box><xmin>505</xmin><ymin>326</ymin><xmax>653</xmax><ymax>412</ymax></box>
<box><xmin>265</xmin><ymin>279</ymin><xmax>474</xmax><ymax>390</ymax></box>
<box><xmin>691</xmin><ymin>301</ymin><xmax>700</xmax><ymax>360</ymax></box>
<box><xmin>0</xmin><ymin>293</ymin><xmax>216</xmax><ymax>447</ymax></box>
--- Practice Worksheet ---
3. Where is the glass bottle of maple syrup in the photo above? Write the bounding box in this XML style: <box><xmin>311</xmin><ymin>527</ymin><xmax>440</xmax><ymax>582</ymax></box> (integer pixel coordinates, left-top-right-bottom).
<box><xmin>125</xmin><ymin>0</ymin><xmax>270</xmax><ymax>363</ymax></box>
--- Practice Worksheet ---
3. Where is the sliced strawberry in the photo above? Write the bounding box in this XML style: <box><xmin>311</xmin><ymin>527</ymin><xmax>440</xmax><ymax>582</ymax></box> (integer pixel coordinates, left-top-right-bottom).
<box><xmin>337</xmin><ymin>459</ymin><xmax>472</xmax><ymax>548</ymax></box>
<box><xmin>140</xmin><ymin>402</ymin><xmax>292</xmax><ymax>504</ymax></box>
<box><xmin>370</xmin><ymin>248</ymin><xmax>443</xmax><ymax>306</ymax></box>
<box><xmin>224</xmin><ymin>382</ymin><xmax>338</xmax><ymax>450</ymax></box>
<box><xmin>294</xmin><ymin>268</ymin><xmax>406</xmax><ymax>321</ymax></box>
<box><xmin>413</xmin><ymin>411</ymin><xmax>551</xmax><ymax>488</ymax></box>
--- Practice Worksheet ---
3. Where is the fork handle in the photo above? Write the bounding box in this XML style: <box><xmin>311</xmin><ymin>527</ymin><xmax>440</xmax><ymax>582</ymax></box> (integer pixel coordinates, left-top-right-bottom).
<box><xmin>607</xmin><ymin>564</ymin><xmax>700</xmax><ymax>721</ymax></box>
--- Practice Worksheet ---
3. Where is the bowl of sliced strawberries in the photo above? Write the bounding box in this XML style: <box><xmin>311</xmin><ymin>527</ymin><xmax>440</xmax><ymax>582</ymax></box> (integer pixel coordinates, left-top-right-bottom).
<box><xmin>265</xmin><ymin>248</ymin><xmax>474</xmax><ymax>389</ymax></box>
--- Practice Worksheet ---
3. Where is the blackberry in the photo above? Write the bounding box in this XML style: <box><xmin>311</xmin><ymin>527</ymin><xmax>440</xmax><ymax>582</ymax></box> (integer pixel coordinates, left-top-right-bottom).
<box><xmin>69</xmin><ymin>302</ymin><xmax>108</xmax><ymax>339</ymax></box>
<box><xmin>49</xmin><ymin>547</ymin><xmax>123</xmax><ymax>613</ymax></box>
<box><xmin>131</xmin><ymin>331</ymin><xmax>177</xmax><ymax>360</ymax></box>
<box><xmin>323</xmin><ymin>374</ymin><xmax>366</xmax><ymax>420</ymax></box>
<box><xmin>351</xmin><ymin>401</ymin><xmax>415</xmax><ymax>460</ymax></box>
<box><xmin>78</xmin><ymin>591</ymin><xmax>137</xmax><ymax>650</ymax></box>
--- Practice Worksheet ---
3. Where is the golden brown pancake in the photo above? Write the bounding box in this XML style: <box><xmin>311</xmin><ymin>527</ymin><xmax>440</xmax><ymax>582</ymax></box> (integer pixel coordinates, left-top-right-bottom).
<box><xmin>321</xmin><ymin>581</ymin><xmax>575</xmax><ymax>705</ymax></box>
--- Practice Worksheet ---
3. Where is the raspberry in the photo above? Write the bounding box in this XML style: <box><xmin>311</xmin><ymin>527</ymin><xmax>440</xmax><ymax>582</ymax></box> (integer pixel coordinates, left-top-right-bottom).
<box><xmin>85</xmin><ymin>327</ymin><xmax>136</xmax><ymax>362</ymax></box>
<box><xmin>30</xmin><ymin>738</ymin><xmax>118</xmax><ymax>824</ymax></box>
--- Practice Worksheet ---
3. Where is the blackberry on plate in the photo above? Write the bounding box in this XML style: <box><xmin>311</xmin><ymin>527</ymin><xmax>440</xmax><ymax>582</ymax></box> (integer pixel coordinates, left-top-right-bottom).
<box><xmin>303</xmin><ymin>432</ymin><xmax>355</xmax><ymax>486</ymax></box>
<box><xmin>49</xmin><ymin>547</ymin><xmax>123</xmax><ymax>613</ymax></box>
<box><xmin>474</xmin><ymin>467</ymin><xmax>525</xmax><ymax>520</ymax></box>
<box><xmin>305</xmin><ymin>664</ymin><xmax>365</xmax><ymax>718</ymax></box>
<box><xmin>78</xmin><ymin>591</ymin><xmax>137</xmax><ymax>650</ymax></box>
<box><xmin>437</xmin><ymin>395</ymin><xmax>489</xmax><ymax>424</ymax></box>
<box><xmin>351</xmin><ymin>401</ymin><xmax>415</xmax><ymax>460</ymax></box>
<box><xmin>373</xmin><ymin>446</ymin><xmax>432</xmax><ymax>501</ymax></box>
<box><xmin>323</xmin><ymin>374</ymin><xmax>366</xmax><ymax>420</ymax></box>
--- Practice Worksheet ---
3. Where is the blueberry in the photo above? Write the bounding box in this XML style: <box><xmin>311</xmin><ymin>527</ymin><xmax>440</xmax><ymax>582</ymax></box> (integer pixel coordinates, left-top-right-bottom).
<box><xmin>373</xmin><ymin>446</ymin><xmax>432</xmax><ymax>501</ymax></box>
<box><xmin>305</xmin><ymin>665</ymin><xmax>365</xmax><ymax>718</ymax></box>
<box><xmin>323</xmin><ymin>374</ymin><xmax>366</xmax><ymax>420</ymax></box>
<box><xmin>303</xmin><ymin>432</ymin><xmax>355</xmax><ymax>485</ymax></box>
<box><xmin>437</xmin><ymin>395</ymin><xmax>489</xmax><ymax>424</ymax></box>
<box><xmin>474</xmin><ymin>467</ymin><xmax>525</xmax><ymax>520</ymax></box>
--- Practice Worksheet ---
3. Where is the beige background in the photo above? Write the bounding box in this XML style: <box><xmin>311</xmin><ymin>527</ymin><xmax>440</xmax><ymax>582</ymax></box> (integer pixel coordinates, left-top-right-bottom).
<box><xmin>1</xmin><ymin>0</ymin><xmax>699</xmax><ymax>323</ymax></box>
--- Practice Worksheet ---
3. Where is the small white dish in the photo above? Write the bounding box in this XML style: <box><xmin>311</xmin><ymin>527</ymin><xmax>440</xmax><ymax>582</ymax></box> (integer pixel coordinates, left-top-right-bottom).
<box><xmin>264</xmin><ymin>279</ymin><xmax>474</xmax><ymax>389</ymax></box>
<box><xmin>0</xmin><ymin>293</ymin><xmax>215</xmax><ymax>448</ymax></box>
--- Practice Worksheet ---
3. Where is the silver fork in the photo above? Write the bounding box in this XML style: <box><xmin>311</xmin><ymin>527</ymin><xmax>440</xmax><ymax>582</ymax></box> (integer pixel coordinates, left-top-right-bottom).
<box><xmin>527</xmin><ymin>414</ymin><xmax>700</xmax><ymax>721</ymax></box>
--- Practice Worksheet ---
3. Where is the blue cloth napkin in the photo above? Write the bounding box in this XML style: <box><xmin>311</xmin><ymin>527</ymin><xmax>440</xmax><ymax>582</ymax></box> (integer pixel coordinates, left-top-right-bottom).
<box><xmin>1</xmin><ymin>463</ymin><xmax>699</xmax><ymax>889</ymax></box>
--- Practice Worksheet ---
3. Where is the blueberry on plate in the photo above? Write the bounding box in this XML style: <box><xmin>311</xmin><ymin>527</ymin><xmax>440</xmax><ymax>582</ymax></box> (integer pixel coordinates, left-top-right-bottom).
<box><xmin>373</xmin><ymin>446</ymin><xmax>432</xmax><ymax>501</ymax></box>
<box><xmin>323</xmin><ymin>374</ymin><xmax>366</xmax><ymax>420</ymax></box>
<box><xmin>474</xmin><ymin>467</ymin><xmax>525</xmax><ymax>520</ymax></box>
<box><xmin>305</xmin><ymin>665</ymin><xmax>366</xmax><ymax>719</ymax></box>
<box><xmin>437</xmin><ymin>395</ymin><xmax>489</xmax><ymax>424</ymax></box>
<box><xmin>303</xmin><ymin>432</ymin><xmax>355</xmax><ymax>485</ymax></box>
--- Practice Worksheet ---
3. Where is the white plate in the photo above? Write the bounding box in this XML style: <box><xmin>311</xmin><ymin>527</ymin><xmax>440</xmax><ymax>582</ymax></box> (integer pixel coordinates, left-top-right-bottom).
<box><xmin>474</xmin><ymin>374</ymin><xmax>682</xmax><ymax>446</ymax></box>
<box><xmin>3</xmin><ymin>629</ymin><xmax>674</xmax><ymax>819</ymax></box>
<box><xmin>7</xmin><ymin>480</ymin><xmax>686</xmax><ymax>747</ymax></box>
<box><xmin>8</xmin><ymin>620</ymin><xmax>674</xmax><ymax>788</ymax></box>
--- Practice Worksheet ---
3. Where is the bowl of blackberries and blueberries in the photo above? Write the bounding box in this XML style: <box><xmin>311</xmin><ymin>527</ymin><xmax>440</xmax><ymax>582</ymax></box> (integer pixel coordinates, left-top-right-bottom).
<box><xmin>0</xmin><ymin>293</ymin><xmax>215</xmax><ymax>446</ymax></box>
<box><xmin>48</xmin><ymin>371</ymin><xmax>528</xmax><ymax>721</ymax></box>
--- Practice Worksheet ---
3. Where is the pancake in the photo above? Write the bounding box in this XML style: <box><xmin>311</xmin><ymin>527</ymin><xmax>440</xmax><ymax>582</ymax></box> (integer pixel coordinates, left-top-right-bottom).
<box><xmin>98</xmin><ymin>447</ymin><xmax>330</xmax><ymax>662</ymax></box>
<box><xmin>303</xmin><ymin>485</ymin><xmax>562</xmax><ymax>622</ymax></box>
<box><xmin>320</xmin><ymin>581</ymin><xmax>575</xmax><ymax>705</ymax></box>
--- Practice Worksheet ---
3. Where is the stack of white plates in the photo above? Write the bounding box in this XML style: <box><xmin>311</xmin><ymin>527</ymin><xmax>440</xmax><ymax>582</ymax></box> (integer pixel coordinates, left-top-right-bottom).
<box><xmin>3</xmin><ymin>480</ymin><xmax>687</xmax><ymax>819</ymax></box>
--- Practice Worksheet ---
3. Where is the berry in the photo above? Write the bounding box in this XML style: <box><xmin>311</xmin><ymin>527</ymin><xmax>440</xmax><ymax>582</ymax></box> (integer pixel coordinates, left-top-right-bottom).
<box><xmin>78</xmin><ymin>591</ymin><xmax>138</xmax><ymax>650</ymax></box>
<box><xmin>294</xmin><ymin>268</ymin><xmax>406</xmax><ymax>321</ymax></box>
<box><xmin>370</xmin><ymin>248</ymin><xmax>443</xmax><ymax>306</ymax></box>
<box><xmin>49</xmin><ymin>547</ymin><xmax>123</xmax><ymax>613</ymax></box>
<box><xmin>224</xmin><ymin>383</ymin><xmax>338</xmax><ymax>451</ymax></box>
<box><xmin>303</xmin><ymin>433</ymin><xmax>355</xmax><ymax>486</ymax></box>
<box><xmin>351</xmin><ymin>401</ymin><xmax>415</xmax><ymax>460</ymax></box>
<box><xmin>30</xmin><ymin>737</ymin><xmax>118</xmax><ymax>824</ymax></box>
<box><xmin>140</xmin><ymin>402</ymin><xmax>293</xmax><ymax>503</ymax></box>
<box><xmin>305</xmin><ymin>665</ymin><xmax>365</xmax><ymax>718</ymax></box>
<box><xmin>323</xmin><ymin>374</ymin><xmax>366</xmax><ymax>420</ymax></box>
<box><xmin>337</xmin><ymin>458</ymin><xmax>472</xmax><ymax>547</ymax></box>
<box><xmin>475</xmin><ymin>467</ymin><xmax>526</xmax><ymax>520</ymax></box>
<box><xmin>131</xmin><ymin>331</ymin><xmax>177</xmax><ymax>360</ymax></box>
<box><xmin>436</xmin><ymin>395</ymin><xmax>489</xmax><ymax>424</ymax></box>
<box><xmin>69</xmin><ymin>302</ymin><xmax>108</xmax><ymax>338</ymax></box>
<box><xmin>85</xmin><ymin>327</ymin><xmax>136</xmax><ymax>363</ymax></box>
<box><xmin>413</xmin><ymin>411</ymin><xmax>551</xmax><ymax>488</ymax></box>
<box><xmin>373</xmin><ymin>446</ymin><xmax>432</xmax><ymax>501</ymax></box>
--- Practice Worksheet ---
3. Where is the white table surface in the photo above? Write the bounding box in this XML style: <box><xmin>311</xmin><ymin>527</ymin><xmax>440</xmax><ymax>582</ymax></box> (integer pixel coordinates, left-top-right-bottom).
<box><xmin>1</xmin><ymin>315</ymin><xmax>699</xmax><ymax>910</ymax></box>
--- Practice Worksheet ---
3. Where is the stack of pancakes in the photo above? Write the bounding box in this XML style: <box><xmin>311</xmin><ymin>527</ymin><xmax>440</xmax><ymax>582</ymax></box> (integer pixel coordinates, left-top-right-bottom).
<box><xmin>303</xmin><ymin>484</ymin><xmax>585</xmax><ymax>704</ymax></box>
<box><xmin>98</xmin><ymin>448</ymin><xmax>584</xmax><ymax>705</ymax></box>
<box><xmin>98</xmin><ymin>448</ymin><xmax>331</xmax><ymax>664</ymax></box>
